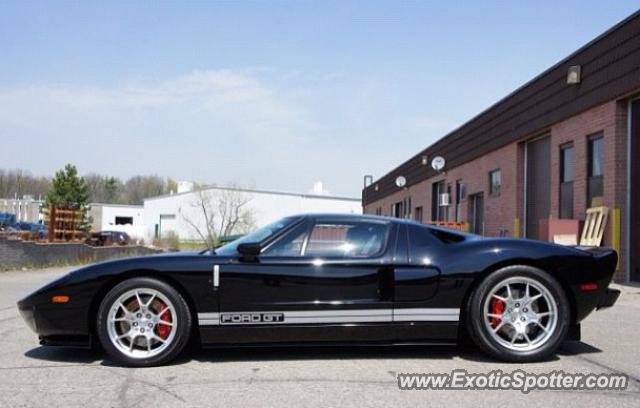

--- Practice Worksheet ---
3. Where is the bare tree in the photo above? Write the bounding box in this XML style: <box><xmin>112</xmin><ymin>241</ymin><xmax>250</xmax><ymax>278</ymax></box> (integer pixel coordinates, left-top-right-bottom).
<box><xmin>1</xmin><ymin>168</ymin><xmax>179</xmax><ymax>205</ymax></box>
<box><xmin>0</xmin><ymin>169</ymin><xmax>50</xmax><ymax>199</ymax></box>
<box><xmin>215</xmin><ymin>187</ymin><xmax>256</xmax><ymax>238</ymax></box>
<box><xmin>181</xmin><ymin>185</ymin><xmax>256</xmax><ymax>248</ymax></box>
<box><xmin>85</xmin><ymin>173</ymin><xmax>124</xmax><ymax>203</ymax></box>
<box><xmin>124</xmin><ymin>175</ymin><xmax>168</xmax><ymax>205</ymax></box>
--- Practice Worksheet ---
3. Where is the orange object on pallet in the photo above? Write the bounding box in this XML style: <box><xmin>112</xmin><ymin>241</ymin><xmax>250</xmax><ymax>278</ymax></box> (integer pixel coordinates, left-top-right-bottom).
<box><xmin>425</xmin><ymin>221</ymin><xmax>469</xmax><ymax>232</ymax></box>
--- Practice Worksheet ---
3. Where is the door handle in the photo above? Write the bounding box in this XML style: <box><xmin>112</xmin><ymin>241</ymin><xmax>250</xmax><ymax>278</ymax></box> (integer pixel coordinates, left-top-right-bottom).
<box><xmin>213</xmin><ymin>264</ymin><xmax>220</xmax><ymax>288</ymax></box>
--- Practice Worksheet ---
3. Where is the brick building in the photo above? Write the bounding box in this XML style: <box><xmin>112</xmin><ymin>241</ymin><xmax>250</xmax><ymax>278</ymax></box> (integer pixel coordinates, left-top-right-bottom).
<box><xmin>362</xmin><ymin>11</ymin><xmax>640</xmax><ymax>282</ymax></box>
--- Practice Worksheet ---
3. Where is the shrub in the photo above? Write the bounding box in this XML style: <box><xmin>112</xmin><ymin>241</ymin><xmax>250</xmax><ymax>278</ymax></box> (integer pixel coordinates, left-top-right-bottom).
<box><xmin>153</xmin><ymin>231</ymin><xmax>180</xmax><ymax>251</ymax></box>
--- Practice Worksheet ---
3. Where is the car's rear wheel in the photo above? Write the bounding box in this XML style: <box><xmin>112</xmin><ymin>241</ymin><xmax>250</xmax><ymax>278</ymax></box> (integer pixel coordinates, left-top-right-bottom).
<box><xmin>96</xmin><ymin>277</ymin><xmax>192</xmax><ymax>367</ymax></box>
<box><xmin>467</xmin><ymin>265</ymin><xmax>570</xmax><ymax>362</ymax></box>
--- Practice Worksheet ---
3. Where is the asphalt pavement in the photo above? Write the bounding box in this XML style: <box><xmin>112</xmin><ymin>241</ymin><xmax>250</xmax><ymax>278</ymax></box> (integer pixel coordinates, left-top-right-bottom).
<box><xmin>0</xmin><ymin>266</ymin><xmax>638</xmax><ymax>407</ymax></box>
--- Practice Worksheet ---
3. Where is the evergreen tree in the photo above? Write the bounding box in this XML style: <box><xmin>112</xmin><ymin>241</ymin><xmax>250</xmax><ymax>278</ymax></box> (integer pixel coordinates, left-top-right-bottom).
<box><xmin>45</xmin><ymin>164</ymin><xmax>91</xmax><ymax>230</ymax></box>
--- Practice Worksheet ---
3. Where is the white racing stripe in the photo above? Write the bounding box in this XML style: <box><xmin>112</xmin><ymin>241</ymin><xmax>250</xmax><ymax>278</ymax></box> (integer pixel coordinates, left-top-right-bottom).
<box><xmin>198</xmin><ymin>308</ymin><xmax>459</xmax><ymax>326</ymax></box>
<box><xmin>393</xmin><ymin>308</ymin><xmax>460</xmax><ymax>322</ymax></box>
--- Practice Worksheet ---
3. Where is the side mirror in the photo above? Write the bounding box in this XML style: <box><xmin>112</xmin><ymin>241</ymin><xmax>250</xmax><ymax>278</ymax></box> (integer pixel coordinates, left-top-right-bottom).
<box><xmin>237</xmin><ymin>242</ymin><xmax>262</xmax><ymax>262</ymax></box>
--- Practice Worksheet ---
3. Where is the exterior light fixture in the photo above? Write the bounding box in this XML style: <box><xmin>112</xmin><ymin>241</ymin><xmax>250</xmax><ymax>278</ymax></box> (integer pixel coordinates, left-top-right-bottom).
<box><xmin>421</xmin><ymin>155</ymin><xmax>428</xmax><ymax>165</ymax></box>
<box><xmin>363</xmin><ymin>175</ymin><xmax>373</xmax><ymax>187</ymax></box>
<box><xmin>567</xmin><ymin>65</ymin><xmax>581</xmax><ymax>85</ymax></box>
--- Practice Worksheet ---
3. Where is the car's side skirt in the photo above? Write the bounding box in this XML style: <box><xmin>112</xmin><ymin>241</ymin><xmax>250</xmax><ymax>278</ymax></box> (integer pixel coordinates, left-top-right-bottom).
<box><xmin>199</xmin><ymin>322</ymin><xmax>460</xmax><ymax>345</ymax></box>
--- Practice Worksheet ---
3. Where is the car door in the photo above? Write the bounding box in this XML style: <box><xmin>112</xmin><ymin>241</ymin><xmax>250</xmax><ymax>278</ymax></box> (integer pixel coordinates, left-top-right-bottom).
<box><xmin>393</xmin><ymin>223</ymin><xmax>454</xmax><ymax>322</ymax></box>
<box><xmin>216</xmin><ymin>217</ymin><xmax>396</xmax><ymax>328</ymax></box>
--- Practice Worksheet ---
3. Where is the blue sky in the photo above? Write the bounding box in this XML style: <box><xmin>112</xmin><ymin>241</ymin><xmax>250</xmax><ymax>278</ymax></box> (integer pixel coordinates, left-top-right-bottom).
<box><xmin>1</xmin><ymin>1</ymin><xmax>638</xmax><ymax>196</ymax></box>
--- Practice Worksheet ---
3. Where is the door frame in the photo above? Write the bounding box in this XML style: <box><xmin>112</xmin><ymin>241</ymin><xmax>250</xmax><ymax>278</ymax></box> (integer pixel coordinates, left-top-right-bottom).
<box><xmin>626</xmin><ymin>96</ymin><xmax>640</xmax><ymax>282</ymax></box>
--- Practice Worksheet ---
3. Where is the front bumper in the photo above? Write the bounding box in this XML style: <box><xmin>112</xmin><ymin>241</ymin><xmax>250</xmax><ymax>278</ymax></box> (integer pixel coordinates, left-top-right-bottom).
<box><xmin>18</xmin><ymin>301</ymin><xmax>92</xmax><ymax>348</ymax></box>
<box><xmin>597</xmin><ymin>288</ymin><xmax>620</xmax><ymax>310</ymax></box>
<box><xmin>18</xmin><ymin>304</ymin><xmax>37</xmax><ymax>333</ymax></box>
<box><xmin>17</xmin><ymin>268</ymin><xmax>94</xmax><ymax>348</ymax></box>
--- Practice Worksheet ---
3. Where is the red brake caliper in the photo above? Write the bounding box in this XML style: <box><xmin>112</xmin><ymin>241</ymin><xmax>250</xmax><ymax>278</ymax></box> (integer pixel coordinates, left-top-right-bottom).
<box><xmin>490</xmin><ymin>297</ymin><xmax>505</xmax><ymax>328</ymax></box>
<box><xmin>156</xmin><ymin>303</ymin><xmax>172</xmax><ymax>339</ymax></box>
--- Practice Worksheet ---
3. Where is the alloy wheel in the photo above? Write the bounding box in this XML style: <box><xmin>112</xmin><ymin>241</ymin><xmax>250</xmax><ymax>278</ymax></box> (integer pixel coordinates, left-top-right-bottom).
<box><xmin>106</xmin><ymin>288</ymin><xmax>178</xmax><ymax>359</ymax></box>
<box><xmin>482</xmin><ymin>276</ymin><xmax>558</xmax><ymax>352</ymax></box>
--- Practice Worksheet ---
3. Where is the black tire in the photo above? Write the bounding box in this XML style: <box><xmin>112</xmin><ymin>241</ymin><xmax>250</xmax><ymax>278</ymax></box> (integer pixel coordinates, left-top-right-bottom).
<box><xmin>466</xmin><ymin>265</ymin><xmax>570</xmax><ymax>362</ymax></box>
<box><xmin>96</xmin><ymin>277</ymin><xmax>192</xmax><ymax>367</ymax></box>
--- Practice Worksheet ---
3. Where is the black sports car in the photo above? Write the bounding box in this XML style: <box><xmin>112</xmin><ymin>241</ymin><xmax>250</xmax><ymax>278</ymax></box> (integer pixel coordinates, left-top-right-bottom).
<box><xmin>17</xmin><ymin>214</ymin><xmax>620</xmax><ymax>366</ymax></box>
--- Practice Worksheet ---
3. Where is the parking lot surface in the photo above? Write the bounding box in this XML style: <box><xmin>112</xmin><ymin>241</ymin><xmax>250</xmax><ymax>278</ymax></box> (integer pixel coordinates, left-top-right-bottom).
<box><xmin>0</xmin><ymin>267</ymin><xmax>638</xmax><ymax>407</ymax></box>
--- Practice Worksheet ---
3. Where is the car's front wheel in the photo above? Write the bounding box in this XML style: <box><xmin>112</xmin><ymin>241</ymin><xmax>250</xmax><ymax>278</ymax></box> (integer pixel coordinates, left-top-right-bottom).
<box><xmin>467</xmin><ymin>265</ymin><xmax>570</xmax><ymax>362</ymax></box>
<box><xmin>96</xmin><ymin>277</ymin><xmax>192</xmax><ymax>367</ymax></box>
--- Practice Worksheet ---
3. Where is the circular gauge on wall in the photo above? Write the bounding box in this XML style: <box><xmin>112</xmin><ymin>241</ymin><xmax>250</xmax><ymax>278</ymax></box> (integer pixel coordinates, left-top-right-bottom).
<box><xmin>395</xmin><ymin>176</ymin><xmax>407</xmax><ymax>188</ymax></box>
<box><xmin>431</xmin><ymin>156</ymin><xmax>446</xmax><ymax>172</ymax></box>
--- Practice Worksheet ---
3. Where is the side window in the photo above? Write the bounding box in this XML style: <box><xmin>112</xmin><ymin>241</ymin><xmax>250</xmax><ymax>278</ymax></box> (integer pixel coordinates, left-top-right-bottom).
<box><xmin>489</xmin><ymin>169</ymin><xmax>501</xmax><ymax>196</ymax></box>
<box><xmin>262</xmin><ymin>223</ymin><xmax>309</xmax><ymax>256</ymax></box>
<box><xmin>304</xmin><ymin>221</ymin><xmax>389</xmax><ymax>258</ymax></box>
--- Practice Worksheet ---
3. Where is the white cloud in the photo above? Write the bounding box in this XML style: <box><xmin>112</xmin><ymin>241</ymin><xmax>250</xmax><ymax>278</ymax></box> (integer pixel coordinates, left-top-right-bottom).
<box><xmin>0</xmin><ymin>69</ymin><xmax>324</xmax><ymax>192</ymax></box>
<box><xmin>0</xmin><ymin>69</ymin><xmax>308</xmax><ymax>131</ymax></box>
<box><xmin>0</xmin><ymin>69</ymin><xmax>451</xmax><ymax>196</ymax></box>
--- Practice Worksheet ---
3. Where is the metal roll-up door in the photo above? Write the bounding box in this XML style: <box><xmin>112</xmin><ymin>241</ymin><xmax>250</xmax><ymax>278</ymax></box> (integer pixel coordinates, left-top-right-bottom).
<box><xmin>525</xmin><ymin>136</ymin><xmax>551</xmax><ymax>239</ymax></box>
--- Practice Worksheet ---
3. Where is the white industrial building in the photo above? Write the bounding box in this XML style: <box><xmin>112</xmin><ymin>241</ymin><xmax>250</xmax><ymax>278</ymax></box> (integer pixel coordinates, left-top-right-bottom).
<box><xmin>1</xmin><ymin>199</ymin><xmax>146</xmax><ymax>240</ymax></box>
<box><xmin>143</xmin><ymin>184</ymin><xmax>362</xmax><ymax>242</ymax></box>
<box><xmin>3</xmin><ymin>183</ymin><xmax>362</xmax><ymax>245</ymax></box>
<box><xmin>89</xmin><ymin>203</ymin><xmax>145</xmax><ymax>241</ymax></box>
<box><xmin>0</xmin><ymin>197</ymin><xmax>43</xmax><ymax>223</ymax></box>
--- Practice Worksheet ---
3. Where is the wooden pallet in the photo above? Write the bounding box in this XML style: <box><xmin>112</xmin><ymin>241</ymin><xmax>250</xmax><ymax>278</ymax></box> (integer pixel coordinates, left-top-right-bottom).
<box><xmin>44</xmin><ymin>206</ymin><xmax>86</xmax><ymax>242</ymax></box>
<box><xmin>579</xmin><ymin>206</ymin><xmax>609</xmax><ymax>246</ymax></box>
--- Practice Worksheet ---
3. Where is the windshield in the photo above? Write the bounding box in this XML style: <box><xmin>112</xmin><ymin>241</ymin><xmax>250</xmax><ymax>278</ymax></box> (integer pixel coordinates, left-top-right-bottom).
<box><xmin>214</xmin><ymin>216</ymin><xmax>302</xmax><ymax>255</ymax></box>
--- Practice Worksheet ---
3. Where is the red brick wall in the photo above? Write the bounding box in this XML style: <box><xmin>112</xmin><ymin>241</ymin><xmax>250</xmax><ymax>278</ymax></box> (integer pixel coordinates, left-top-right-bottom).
<box><xmin>364</xmin><ymin>99</ymin><xmax>631</xmax><ymax>281</ymax></box>
<box><xmin>548</xmin><ymin>100</ymin><xmax>628</xmax><ymax>281</ymax></box>
<box><xmin>549</xmin><ymin>101</ymin><xmax>619</xmax><ymax>220</ymax></box>
<box><xmin>364</xmin><ymin>142</ymin><xmax>519</xmax><ymax>237</ymax></box>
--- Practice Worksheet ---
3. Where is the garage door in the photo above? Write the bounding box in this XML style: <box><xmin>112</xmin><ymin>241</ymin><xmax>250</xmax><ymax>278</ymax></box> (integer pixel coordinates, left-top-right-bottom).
<box><xmin>525</xmin><ymin>136</ymin><xmax>551</xmax><ymax>239</ymax></box>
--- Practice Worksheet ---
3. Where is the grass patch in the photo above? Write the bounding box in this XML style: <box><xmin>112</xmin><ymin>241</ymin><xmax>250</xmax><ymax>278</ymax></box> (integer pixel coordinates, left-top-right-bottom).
<box><xmin>178</xmin><ymin>240</ymin><xmax>209</xmax><ymax>251</ymax></box>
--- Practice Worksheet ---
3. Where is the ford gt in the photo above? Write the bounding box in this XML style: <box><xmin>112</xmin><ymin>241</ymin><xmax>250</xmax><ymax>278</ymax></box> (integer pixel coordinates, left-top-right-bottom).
<box><xmin>17</xmin><ymin>214</ymin><xmax>620</xmax><ymax>366</ymax></box>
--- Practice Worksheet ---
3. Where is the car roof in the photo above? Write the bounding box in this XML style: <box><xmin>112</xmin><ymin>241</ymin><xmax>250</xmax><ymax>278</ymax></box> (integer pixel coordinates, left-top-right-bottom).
<box><xmin>295</xmin><ymin>213</ymin><xmax>435</xmax><ymax>226</ymax></box>
<box><xmin>293</xmin><ymin>213</ymin><xmax>475</xmax><ymax>237</ymax></box>
<box><xmin>295</xmin><ymin>213</ymin><xmax>400</xmax><ymax>223</ymax></box>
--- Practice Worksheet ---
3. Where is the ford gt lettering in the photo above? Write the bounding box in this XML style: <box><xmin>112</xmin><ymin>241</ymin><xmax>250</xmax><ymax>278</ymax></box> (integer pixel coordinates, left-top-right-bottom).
<box><xmin>220</xmin><ymin>313</ymin><xmax>285</xmax><ymax>324</ymax></box>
